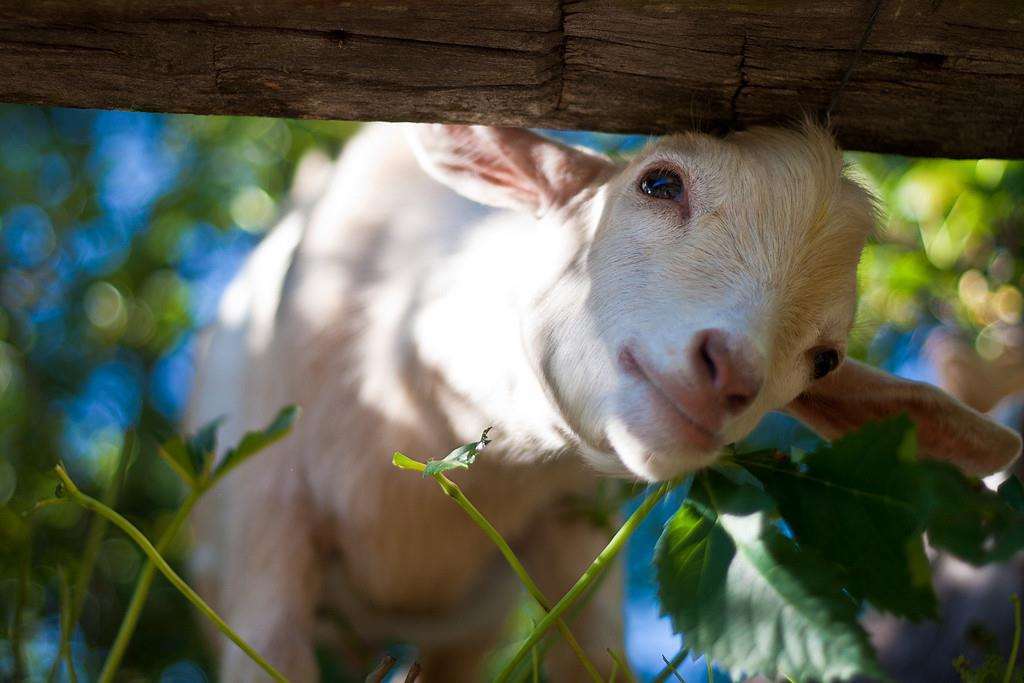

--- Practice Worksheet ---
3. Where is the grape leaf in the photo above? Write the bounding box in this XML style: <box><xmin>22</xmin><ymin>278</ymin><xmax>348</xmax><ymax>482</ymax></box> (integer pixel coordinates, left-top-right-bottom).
<box><xmin>918</xmin><ymin>461</ymin><xmax>1024</xmax><ymax>565</ymax></box>
<box><xmin>656</xmin><ymin>498</ymin><xmax>882</xmax><ymax>681</ymax></box>
<box><xmin>159</xmin><ymin>417</ymin><xmax>224</xmax><ymax>485</ymax></box>
<box><xmin>423</xmin><ymin>427</ymin><xmax>491</xmax><ymax>476</ymax></box>
<box><xmin>997</xmin><ymin>475</ymin><xmax>1024</xmax><ymax>513</ymax></box>
<box><xmin>210</xmin><ymin>406</ymin><xmax>300</xmax><ymax>483</ymax></box>
<box><xmin>700</xmin><ymin>462</ymin><xmax>774</xmax><ymax>516</ymax></box>
<box><xmin>735</xmin><ymin>416</ymin><xmax>937</xmax><ymax>620</ymax></box>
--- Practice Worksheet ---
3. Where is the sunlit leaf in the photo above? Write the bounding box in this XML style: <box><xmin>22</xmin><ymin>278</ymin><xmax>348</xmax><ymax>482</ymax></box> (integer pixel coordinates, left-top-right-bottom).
<box><xmin>656</xmin><ymin>501</ymin><xmax>881</xmax><ymax>681</ymax></box>
<box><xmin>735</xmin><ymin>416</ymin><xmax>938</xmax><ymax>620</ymax></box>
<box><xmin>210</xmin><ymin>406</ymin><xmax>300</xmax><ymax>483</ymax></box>
<box><xmin>423</xmin><ymin>427</ymin><xmax>492</xmax><ymax>477</ymax></box>
<box><xmin>158</xmin><ymin>417</ymin><xmax>223</xmax><ymax>486</ymax></box>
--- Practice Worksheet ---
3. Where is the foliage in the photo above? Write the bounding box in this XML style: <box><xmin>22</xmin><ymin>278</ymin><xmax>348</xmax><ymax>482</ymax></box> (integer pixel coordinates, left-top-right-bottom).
<box><xmin>850</xmin><ymin>154</ymin><xmax>1024</xmax><ymax>363</ymax></box>
<box><xmin>657</xmin><ymin>503</ymin><xmax>879</xmax><ymax>681</ymax></box>
<box><xmin>1</xmin><ymin>103</ymin><xmax>1023</xmax><ymax>681</ymax></box>
<box><xmin>0</xmin><ymin>105</ymin><xmax>356</xmax><ymax>681</ymax></box>
<box><xmin>655</xmin><ymin>418</ymin><xmax>1024</xmax><ymax>681</ymax></box>
<box><xmin>735</xmin><ymin>418</ymin><xmax>935</xmax><ymax>620</ymax></box>
<box><xmin>396</xmin><ymin>420</ymin><xmax>1024</xmax><ymax>682</ymax></box>
<box><xmin>954</xmin><ymin>595</ymin><xmax>1022</xmax><ymax>683</ymax></box>
<box><xmin>21</xmin><ymin>410</ymin><xmax>300</xmax><ymax>681</ymax></box>
<box><xmin>423</xmin><ymin>427</ymin><xmax>492</xmax><ymax>476</ymax></box>
<box><xmin>89</xmin><ymin>410</ymin><xmax>298</xmax><ymax>682</ymax></box>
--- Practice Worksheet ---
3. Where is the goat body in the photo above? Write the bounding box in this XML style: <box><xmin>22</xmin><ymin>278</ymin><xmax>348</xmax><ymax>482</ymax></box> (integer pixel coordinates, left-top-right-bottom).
<box><xmin>188</xmin><ymin>123</ymin><xmax>1019</xmax><ymax>681</ymax></box>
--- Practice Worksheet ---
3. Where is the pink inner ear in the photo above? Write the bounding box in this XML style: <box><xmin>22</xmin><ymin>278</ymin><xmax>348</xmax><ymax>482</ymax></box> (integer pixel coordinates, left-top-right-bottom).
<box><xmin>410</xmin><ymin>124</ymin><xmax>612</xmax><ymax>215</ymax></box>
<box><xmin>788</xmin><ymin>359</ymin><xmax>1022</xmax><ymax>477</ymax></box>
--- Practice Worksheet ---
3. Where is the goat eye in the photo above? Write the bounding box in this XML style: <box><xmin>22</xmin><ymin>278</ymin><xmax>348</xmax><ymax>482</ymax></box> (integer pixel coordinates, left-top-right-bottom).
<box><xmin>639</xmin><ymin>169</ymin><xmax>684</xmax><ymax>201</ymax></box>
<box><xmin>811</xmin><ymin>348</ymin><xmax>840</xmax><ymax>380</ymax></box>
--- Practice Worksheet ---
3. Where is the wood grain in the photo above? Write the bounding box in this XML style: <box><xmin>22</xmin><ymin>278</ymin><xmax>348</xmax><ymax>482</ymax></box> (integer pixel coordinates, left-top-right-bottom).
<box><xmin>1</xmin><ymin>1</ymin><xmax>1022</xmax><ymax>157</ymax></box>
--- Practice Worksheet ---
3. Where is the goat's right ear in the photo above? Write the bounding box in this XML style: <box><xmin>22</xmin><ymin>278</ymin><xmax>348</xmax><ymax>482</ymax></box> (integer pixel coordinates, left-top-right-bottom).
<box><xmin>407</xmin><ymin>124</ymin><xmax>612</xmax><ymax>216</ymax></box>
<box><xmin>785</xmin><ymin>359</ymin><xmax>1022</xmax><ymax>477</ymax></box>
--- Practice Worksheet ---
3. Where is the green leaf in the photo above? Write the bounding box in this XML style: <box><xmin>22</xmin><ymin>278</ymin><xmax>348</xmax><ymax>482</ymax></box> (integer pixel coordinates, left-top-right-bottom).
<box><xmin>210</xmin><ymin>406</ymin><xmax>300</xmax><ymax>483</ymax></box>
<box><xmin>698</xmin><ymin>463</ymin><xmax>774</xmax><ymax>516</ymax></box>
<box><xmin>187</xmin><ymin>418</ymin><xmax>223</xmax><ymax>474</ymax></box>
<box><xmin>423</xmin><ymin>427</ymin><xmax>492</xmax><ymax>477</ymax></box>
<box><xmin>998</xmin><ymin>475</ymin><xmax>1024</xmax><ymax>513</ymax></box>
<box><xmin>655</xmin><ymin>501</ymin><xmax>881</xmax><ymax>681</ymax></box>
<box><xmin>919</xmin><ymin>462</ymin><xmax>1024</xmax><ymax>565</ymax></box>
<box><xmin>735</xmin><ymin>416</ymin><xmax>938</xmax><ymax>620</ymax></box>
<box><xmin>158</xmin><ymin>417</ymin><xmax>224</xmax><ymax>487</ymax></box>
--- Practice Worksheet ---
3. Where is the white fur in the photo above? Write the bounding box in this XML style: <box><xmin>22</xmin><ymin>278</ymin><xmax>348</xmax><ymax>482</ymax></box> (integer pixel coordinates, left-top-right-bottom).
<box><xmin>187</xmin><ymin>123</ymin><xmax>1019</xmax><ymax>681</ymax></box>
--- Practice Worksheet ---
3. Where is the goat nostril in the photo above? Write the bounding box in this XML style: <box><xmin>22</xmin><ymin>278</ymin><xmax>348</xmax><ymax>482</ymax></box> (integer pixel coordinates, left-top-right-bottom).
<box><xmin>699</xmin><ymin>335</ymin><xmax>718</xmax><ymax>381</ymax></box>
<box><xmin>693</xmin><ymin>328</ymin><xmax>763</xmax><ymax>414</ymax></box>
<box><xmin>725</xmin><ymin>392</ymin><xmax>753</xmax><ymax>412</ymax></box>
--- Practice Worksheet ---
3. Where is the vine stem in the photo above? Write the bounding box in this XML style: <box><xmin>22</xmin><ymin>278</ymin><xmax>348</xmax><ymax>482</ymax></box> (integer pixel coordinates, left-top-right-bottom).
<box><xmin>51</xmin><ymin>465</ymin><xmax>288</xmax><ymax>683</ymax></box>
<box><xmin>393</xmin><ymin>453</ymin><xmax>602</xmax><ymax>682</ymax></box>
<box><xmin>12</xmin><ymin>542</ymin><xmax>30</xmax><ymax>683</ymax></box>
<box><xmin>47</xmin><ymin>433</ymin><xmax>134</xmax><ymax>683</ymax></box>
<box><xmin>56</xmin><ymin>568</ymin><xmax>78</xmax><ymax>683</ymax></box>
<box><xmin>652</xmin><ymin>648</ymin><xmax>689</xmax><ymax>683</ymax></box>
<box><xmin>1005</xmin><ymin>593</ymin><xmax>1021</xmax><ymax>683</ymax></box>
<box><xmin>607</xmin><ymin>648</ymin><xmax>635</xmax><ymax>682</ymax></box>
<box><xmin>495</xmin><ymin>479</ymin><xmax>678</xmax><ymax>683</ymax></box>
<box><xmin>98</xmin><ymin>488</ymin><xmax>202</xmax><ymax>683</ymax></box>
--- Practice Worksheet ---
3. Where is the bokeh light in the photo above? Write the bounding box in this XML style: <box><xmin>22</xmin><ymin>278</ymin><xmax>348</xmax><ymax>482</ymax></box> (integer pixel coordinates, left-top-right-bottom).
<box><xmin>0</xmin><ymin>106</ymin><xmax>1020</xmax><ymax>682</ymax></box>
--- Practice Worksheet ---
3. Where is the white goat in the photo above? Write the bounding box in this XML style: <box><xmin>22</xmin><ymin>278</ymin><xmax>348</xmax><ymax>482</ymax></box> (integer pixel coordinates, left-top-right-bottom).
<box><xmin>186</xmin><ymin>122</ymin><xmax>1020</xmax><ymax>682</ymax></box>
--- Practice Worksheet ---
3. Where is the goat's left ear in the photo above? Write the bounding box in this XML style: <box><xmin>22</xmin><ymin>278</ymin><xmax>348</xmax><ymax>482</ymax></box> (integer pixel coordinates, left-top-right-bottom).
<box><xmin>785</xmin><ymin>359</ymin><xmax>1022</xmax><ymax>476</ymax></box>
<box><xmin>407</xmin><ymin>124</ymin><xmax>612</xmax><ymax>215</ymax></box>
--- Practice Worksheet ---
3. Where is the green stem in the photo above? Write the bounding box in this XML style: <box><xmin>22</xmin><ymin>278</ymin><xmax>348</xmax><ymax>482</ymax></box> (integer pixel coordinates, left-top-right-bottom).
<box><xmin>393</xmin><ymin>453</ymin><xmax>602</xmax><ymax>682</ymax></box>
<box><xmin>12</xmin><ymin>542</ymin><xmax>30</xmax><ymax>683</ymax></box>
<box><xmin>47</xmin><ymin>438</ymin><xmax>134</xmax><ymax>683</ymax></box>
<box><xmin>57</xmin><ymin>568</ymin><xmax>78</xmax><ymax>683</ymax></box>
<box><xmin>532</xmin><ymin>635</ymin><xmax>541</xmax><ymax>683</ymax></box>
<box><xmin>52</xmin><ymin>465</ymin><xmax>288</xmax><ymax>683</ymax></box>
<box><xmin>606</xmin><ymin>648</ymin><xmax>635</xmax><ymax>683</ymax></box>
<box><xmin>98</xmin><ymin>489</ymin><xmax>201</xmax><ymax>683</ymax></box>
<box><xmin>71</xmin><ymin>432</ymin><xmax>135</xmax><ymax>626</ymax></box>
<box><xmin>1005</xmin><ymin>594</ymin><xmax>1021</xmax><ymax>683</ymax></box>
<box><xmin>652</xmin><ymin>649</ymin><xmax>689</xmax><ymax>683</ymax></box>
<box><xmin>495</xmin><ymin>480</ymin><xmax>678</xmax><ymax>683</ymax></box>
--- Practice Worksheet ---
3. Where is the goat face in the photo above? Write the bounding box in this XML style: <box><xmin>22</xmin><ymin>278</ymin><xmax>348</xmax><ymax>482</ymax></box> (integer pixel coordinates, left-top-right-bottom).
<box><xmin>410</xmin><ymin>123</ymin><xmax>1020</xmax><ymax>482</ymax></box>
<box><xmin>532</xmin><ymin>124</ymin><xmax>870</xmax><ymax>479</ymax></box>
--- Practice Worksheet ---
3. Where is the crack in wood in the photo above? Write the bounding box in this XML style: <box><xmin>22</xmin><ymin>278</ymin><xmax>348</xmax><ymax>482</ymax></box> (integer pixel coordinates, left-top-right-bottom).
<box><xmin>730</xmin><ymin>34</ymin><xmax>749</xmax><ymax>127</ymax></box>
<box><xmin>0</xmin><ymin>37</ymin><xmax>122</xmax><ymax>56</ymax></box>
<box><xmin>553</xmin><ymin>0</ymin><xmax>567</xmax><ymax>113</ymax></box>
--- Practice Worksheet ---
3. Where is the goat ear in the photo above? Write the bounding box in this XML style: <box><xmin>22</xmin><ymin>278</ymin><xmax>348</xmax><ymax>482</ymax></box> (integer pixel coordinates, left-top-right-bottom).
<box><xmin>407</xmin><ymin>124</ymin><xmax>611</xmax><ymax>215</ymax></box>
<box><xmin>785</xmin><ymin>359</ymin><xmax>1021</xmax><ymax>476</ymax></box>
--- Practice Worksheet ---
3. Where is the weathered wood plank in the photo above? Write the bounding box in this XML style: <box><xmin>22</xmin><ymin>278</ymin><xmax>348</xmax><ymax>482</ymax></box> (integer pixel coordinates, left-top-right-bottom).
<box><xmin>0</xmin><ymin>1</ymin><xmax>1022</xmax><ymax>157</ymax></box>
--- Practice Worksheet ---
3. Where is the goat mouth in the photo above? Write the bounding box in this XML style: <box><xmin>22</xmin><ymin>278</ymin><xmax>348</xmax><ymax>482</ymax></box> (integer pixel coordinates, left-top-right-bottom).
<box><xmin>618</xmin><ymin>346</ymin><xmax>721</xmax><ymax>451</ymax></box>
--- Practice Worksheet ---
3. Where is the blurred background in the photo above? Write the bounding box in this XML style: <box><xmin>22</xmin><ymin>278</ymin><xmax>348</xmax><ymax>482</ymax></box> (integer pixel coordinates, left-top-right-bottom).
<box><xmin>0</xmin><ymin>105</ymin><xmax>1022</xmax><ymax>682</ymax></box>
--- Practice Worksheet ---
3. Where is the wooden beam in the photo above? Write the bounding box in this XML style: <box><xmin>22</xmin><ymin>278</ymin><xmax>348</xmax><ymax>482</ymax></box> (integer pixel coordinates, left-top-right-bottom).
<box><xmin>1</xmin><ymin>1</ymin><xmax>1022</xmax><ymax>157</ymax></box>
